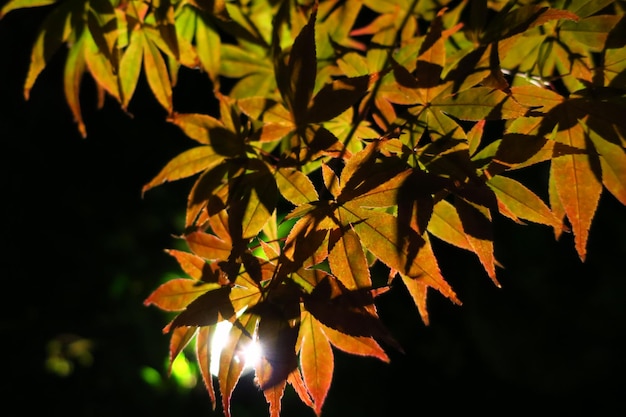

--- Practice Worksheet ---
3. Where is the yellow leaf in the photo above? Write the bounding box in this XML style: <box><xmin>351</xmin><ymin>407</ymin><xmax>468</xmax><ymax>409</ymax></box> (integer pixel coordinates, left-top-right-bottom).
<box><xmin>142</xmin><ymin>146</ymin><xmax>223</xmax><ymax>194</ymax></box>
<box><xmin>141</xmin><ymin>30</ymin><xmax>173</xmax><ymax>113</ymax></box>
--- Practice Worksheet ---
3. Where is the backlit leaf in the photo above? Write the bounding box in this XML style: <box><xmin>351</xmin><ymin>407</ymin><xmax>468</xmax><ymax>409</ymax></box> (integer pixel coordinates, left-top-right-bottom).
<box><xmin>166</xmin><ymin>249</ymin><xmax>207</xmax><ymax>280</ymax></box>
<box><xmin>195</xmin><ymin>326</ymin><xmax>217</xmax><ymax>409</ymax></box>
<box><xmin>119</xmin><ymin>27</ymin><xmax>144</xmax><ymax>110</ymax></box>
<box><xmin>0</xmin><ymin>0</ymin><xmax>57</xmax><ymax>17</ymax></box>
<box><xmin>168</xmin><ymin>326</ymin><xmax>196</xmax><ymax>373</ymax></box>
<box><xmin>64</xmin><ymin>31</ymin><xmax>88</xmax><ymax>138</ymax></box>
<box><xmin>588</xmin><ymin>128</ymin><xmax>626</xmax><ymax>205</ymax></box>
<box><xmin>142</xmin><ymin>146</ymin><xmax>223</xmax><ymax>193</ymax></box>
<box><xmin>143</xmin><ymin>278</ymin><xmax>220</xmax><ymax>311</ymax></box>
<box><xmin>328</xmin><ymin>227</ymin><xmax>371</xmax><ymax>290</ymax></box>
<box><xmin>299</xmin><ymin>312</ymin><xmax>333</xmax><ymax>416</ymax></box>
<box><xmin>169</xmin><ymin>286</ymin><xmax>236</xmax><ymax>330</ymax></box>
<box><xmin>322</xmin><ymin>323</ymin><xmax>389</xmax><ymax>362</ymax></box>
<box><xmin>141</xmin><ymin>29</ymin><xmax>173</xmax><ymax>113</ymax></box>
<box><xmin>186</xmin><ymin>230</ymin><xmax>232</xmax><ymax>261</ymax></box>
<box><xmin>273</xmin><ymin>166</ymin><xmax>319</xmax><ymax>206</ymax></box>
<box><xmin>219</xmin><ymin>313</ymin><xmax>257</xmax><ymax>417</ymax></box>
<box><xmin>488</xmin><ymin>175</ymin><xmax>562</xmax><ymax>229</ymax></box>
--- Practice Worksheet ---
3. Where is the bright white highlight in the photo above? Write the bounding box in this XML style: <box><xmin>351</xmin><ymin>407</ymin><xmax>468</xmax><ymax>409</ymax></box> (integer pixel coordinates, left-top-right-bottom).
<box><xmin>209</xmin><ymin>320</ymin><xmax>262</xmax><ymax>376</ymax></box>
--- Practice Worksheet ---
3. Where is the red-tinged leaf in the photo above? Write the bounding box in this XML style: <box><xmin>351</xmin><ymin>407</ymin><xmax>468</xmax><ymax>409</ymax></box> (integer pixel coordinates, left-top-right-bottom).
<box><xmin>165</xmin><ymin>249</ymin><xmax>206</xmax><ymax>280</ymax></box>
<box><xmin>284</xmin><ymin>7</ymin><xmax>318</xmax><ymax>125</ymax></box>
<box><xmin>262</xmin><ymin>379</ymin><xmax>285</xmax><ymax>417</ymax></box>
<box><xmin>307</xmin><ymin>75</ymin><xmax>373</xmax><ymax>124</ymax></box>
<box><xmin>119</xmin><ymin>28</ymin><xmax>143</xmax><ymax>110</ymax></box>
<box><xmin>195</xmin><ymin>326</ymin><xmax>217</xmax><ymax>410</ymax></box>
<box><xmin>299</xmin><ymin>312</ymin><xmax>333</xmax><ymax>416</ymax></box>
<box><xmin>328</xmin><ymin>227</ymin><xmax>371</xmax><ymax>290</ymax></box>
<box><xmin>350</xmin><ymin>211</ymin><xmax>458</xmax><ymax>300</ymax></box>
<box><xmin>303</xmin><ymin>275</ymin><xmax>391</xmax><ymax>341</ymax></box>
<box><xmin>455</xmin><ymin>198</ymin><xmax>499</xmax><ymax>287</ymax></box>
<box><xmin>468</xmin><ymin>120</ymin><xmax>485</xmax><ymax>157</ymax></box>
<box><xmin>287</xmin><ymin>369</ymin><xmax>314</xmax><ymax>409</ymax></box>
<box><xmin>168</xmin><ymin>326</ymin><xmax>197</xmax><ymax>374</ymax></box>
<box><xmin>144</xmin><ymin>278</ymin><xmax>220</xmax><ymax>311</ymax></box>
<box><xmin>428</xmin><ymin>199</ymin><xmax>497</xmax><ymax>285</ymax></box>
<box><xmin>142</xmin><ymin>146</ymin><xmax>223</xmax><ymax>194</ymax></box>
<box><xmin>169</xmin><ymin>286</ymin><xmax>236</xmax><ymax>330</ymax></box>
<box><xmin>64</xmin><ymin>31</ymin><xmax>87</xmax><ymax>137</ymax></box>
<box><xmin>587</xmin><ymin>127</ymin><xmax>626</xmax><ymax>206</ymax></box>
<box><xmin>399</xmin><ymin>272</ymin><xmax>431</xmax><ymax>325</ymax></box>
<box><xmin>488</xmin><ymin>175</ymin><xmax>563</xmax><ymax>229</ymax></box>
<box><xmin>186</xmin><ymin>231</ymin><xmax>232</xmax><ymax>261</ymax></box>
<box><xmin>273</xmin><ymin>166</ymin><xmax>319</xmax><ymax>206</ymax></box>
<box><xmin>551</xmin><ymin>122</ymin><xmax>603</xmax><ymax>261</ymax></box>
<box><xmin>219</xmin><ymin>313</ymin><xmax>257</xmax><ymax>417</ymax></box>
<box><xmin>141</xmin><ymin>30</ymin><xmax>173</xmax><ymax>113</ymax></box>
<box><xmin>321</xmin><ymin>323</ymin><xmax>389</xmax><ymax>363</ymax></box>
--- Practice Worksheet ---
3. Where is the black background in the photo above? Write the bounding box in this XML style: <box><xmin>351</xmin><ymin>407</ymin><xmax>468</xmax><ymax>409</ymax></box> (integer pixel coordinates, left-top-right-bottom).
<box><xmin>2</xmin><ymin>6</ymin><xmax>626</xmax><ymax>417</ymax></box>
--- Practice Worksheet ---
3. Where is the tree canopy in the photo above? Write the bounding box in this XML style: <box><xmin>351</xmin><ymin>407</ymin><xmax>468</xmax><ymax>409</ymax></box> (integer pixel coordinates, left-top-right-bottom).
<box><xmin>2</xmin><ymin>0</ymin><xmax>625</xmax><ymax>416</ymax></box>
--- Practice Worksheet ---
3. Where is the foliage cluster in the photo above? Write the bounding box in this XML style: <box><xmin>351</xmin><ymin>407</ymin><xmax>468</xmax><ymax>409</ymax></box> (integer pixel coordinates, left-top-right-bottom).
<box><xmin>2</xmin><ymin>0</ymin><xmax>625</xmax><ymax>415</ymax></box>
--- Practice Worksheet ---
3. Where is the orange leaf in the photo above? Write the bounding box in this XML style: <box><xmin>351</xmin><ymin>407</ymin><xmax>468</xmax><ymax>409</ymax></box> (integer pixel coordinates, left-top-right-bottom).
<box><xmin>195</xmin><ymin>326</ymin><xmax>217</xmax><ymax>410</ymax></box>
<box><xmin>143</xmin><ymin>278</ymin><xmax>219</xmax><ymax>311</ymax></box>
<box><xmin>168</xmin><ymin>326</ymin><xmax>196</xmax><ymax>374</ymax></box>
<box><xmin>322</xmin><ymin>324</ymin><xmax>389</xmax><ymax>363</ymax></box>
<box><xmin>165</xmin><ymin>249</ymin><xmax>207</xmax><ymax>280</ymax></box>
<box><xmin>185</xmin><ymin>231</ymin><xmax>231</xmax><ymax>261</ymax></box>
<box><xmin>551</xmin><ymin>122</ymin><xmax>602</xmax><ymax>261</ymax></box>
<box><xmin>328</xmin><ymin>227</ymin><xmax>372</xmax><ymax>290</ymax></box>
<box><xmin>219</xmin><ymin>313</ymin><xmax>257</xmax><ymax>417</ymax></box>
<box><xmin>488</xmin><ymin>174</ymin><xmax>563</xmax><ymax>229</ymax></box>
<box><xmin>300</xmin><ymin>312</ymin><xmax>333</xmax><ymax>416</ymax></box>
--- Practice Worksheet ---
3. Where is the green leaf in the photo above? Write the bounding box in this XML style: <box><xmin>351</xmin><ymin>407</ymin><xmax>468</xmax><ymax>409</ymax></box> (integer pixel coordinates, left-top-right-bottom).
<box><xmin>119</xmin><ymin>27</ymin><xmax>144</xmax><ymax>110</ymax></box>
<box><xmin>195</xmin><ymin>14</ymin><xmax>221</xmax><ymax>82</ymax></box>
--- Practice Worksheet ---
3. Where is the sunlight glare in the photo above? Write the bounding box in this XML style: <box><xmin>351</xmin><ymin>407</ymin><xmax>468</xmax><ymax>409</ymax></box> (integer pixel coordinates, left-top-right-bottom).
<box><xmin>210</xmin><ymin>320</ymin><xmax>262</xmax><ymax>376</ymax></box>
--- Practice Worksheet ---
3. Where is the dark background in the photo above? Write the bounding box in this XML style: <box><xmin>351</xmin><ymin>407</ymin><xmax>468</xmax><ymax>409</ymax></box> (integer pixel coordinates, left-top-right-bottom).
<box><xmin>2</xmin><ymin>7</ymin><xmax>626</xmax><ymax>417</ymax></box>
